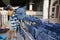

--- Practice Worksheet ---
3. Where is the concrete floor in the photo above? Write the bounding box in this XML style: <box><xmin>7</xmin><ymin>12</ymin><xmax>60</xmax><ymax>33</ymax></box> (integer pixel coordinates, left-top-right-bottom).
<box><xmin>0</xmin><ymin>32</ymin><xmax>24</xmax><ymax>40</ymax></box>
<box><xmin>0</xmin><ymin>29</ymin><xmax>35</xmax><ymax>40</ymax></box>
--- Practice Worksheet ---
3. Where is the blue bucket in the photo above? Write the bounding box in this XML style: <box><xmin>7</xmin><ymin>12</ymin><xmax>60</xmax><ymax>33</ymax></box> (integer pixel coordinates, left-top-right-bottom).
<box><xmin>0</xmin><ymin>35</ymin><xmax>7</xmax><ymax>40</ymax></box>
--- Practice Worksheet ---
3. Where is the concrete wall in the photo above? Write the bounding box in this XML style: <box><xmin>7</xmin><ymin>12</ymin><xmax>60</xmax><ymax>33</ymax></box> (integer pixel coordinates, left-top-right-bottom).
<box><xmin>0</xmin><ymin>7</ymin><xmax>8</xmax><ymax>27</ymax></box>
<box><xmin>0</xmin><ymin>10</ymin><xmax>8</xmax><ymax>27</ymax></box>
<box><xmin>26</xmin><ymin>11</ymin><xmax>43</xmax><ymax>16</ymax></box>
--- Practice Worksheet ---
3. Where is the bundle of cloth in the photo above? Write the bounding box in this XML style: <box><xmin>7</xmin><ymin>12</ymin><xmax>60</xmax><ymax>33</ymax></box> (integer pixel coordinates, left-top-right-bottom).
<box><xmin>23</xmin><ymin>16</ymin><xmax>60</xmax><ymax>40</ymax></box>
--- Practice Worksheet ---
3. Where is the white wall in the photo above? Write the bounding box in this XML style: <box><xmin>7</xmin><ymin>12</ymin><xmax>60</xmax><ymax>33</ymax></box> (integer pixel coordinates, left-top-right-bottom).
<box><xmin>43</xmin><ymin>0</ymin><xmax>49</xmax><ymax>19</ymax></box>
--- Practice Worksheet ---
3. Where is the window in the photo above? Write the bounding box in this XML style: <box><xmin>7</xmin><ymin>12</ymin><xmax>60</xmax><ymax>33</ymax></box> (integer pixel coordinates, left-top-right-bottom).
<box><xmin>0</xmin><ymin>0</ymin><xmax>6</xmax><ymax>7</ymax></box>
<box><xmin>10</xmin><ymin>0</ymin><xmax>29</xmax><ymax>10</ymax></box>
<box><xmin>2</xmin><ymin>0</ymin><xmax>10</xmax><ymax>5</ymax></box>
<box><xmin>1</xmin><ymin>0</ymin><xmax>30</xmax><ymax>10</ymax></box>
<box><xmin>52</xmin><ymin>8</ymin><xmax>55</xmax><ymax>12</ymax></box>
<box><xmin>33</xmin><ymin>0</ymin><xmax>44</xmax><ymax>11</ymax></box>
